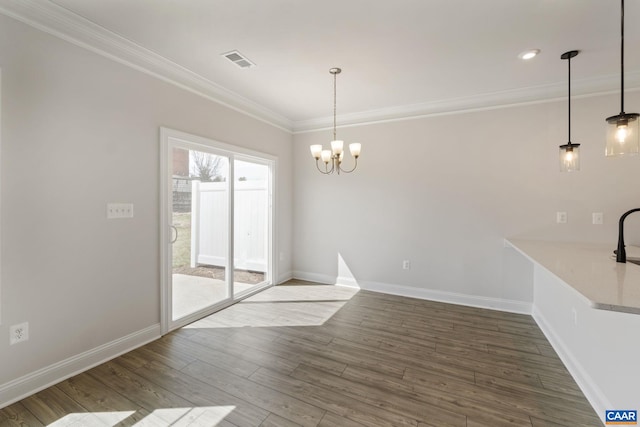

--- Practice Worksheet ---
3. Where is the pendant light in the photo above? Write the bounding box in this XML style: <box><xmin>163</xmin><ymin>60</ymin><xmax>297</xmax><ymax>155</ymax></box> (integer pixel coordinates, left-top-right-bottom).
<box><xmin>560</xmin><ymin>50</ymin><xmax>580</xmax><ymax>172</ymax></box>
<box><xmin>309</xmin><ymin>68</ymin><xmax>361</xmax><ymax>174</ymax></box>
<box><xmin>605</xmin><ymin>0</ymin><xmax>639</xmax><ymax>156</ymax></box>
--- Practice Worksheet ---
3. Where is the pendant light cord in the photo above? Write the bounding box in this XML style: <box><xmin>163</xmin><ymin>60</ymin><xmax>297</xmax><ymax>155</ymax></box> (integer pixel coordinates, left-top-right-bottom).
<box><xmin>568</xmin><ymin>55</ymin><xmax>572</xmax><ymax>142</ymax></box>
<box><xmin>621</xmin><ymin>0</ymin><xmax>625</xmax><ymax>113</ymax></box>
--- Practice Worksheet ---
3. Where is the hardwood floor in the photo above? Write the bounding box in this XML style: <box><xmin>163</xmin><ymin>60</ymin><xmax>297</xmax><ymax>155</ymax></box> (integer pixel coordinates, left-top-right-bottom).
<box><xmin>0</xmin><ymin>281</ymin><xmax>602</xmax><ymax>426</ymax></box>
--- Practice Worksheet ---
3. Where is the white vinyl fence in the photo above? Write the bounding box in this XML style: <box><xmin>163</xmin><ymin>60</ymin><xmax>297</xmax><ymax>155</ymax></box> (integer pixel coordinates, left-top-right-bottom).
<box><xmin>190</xmin><ymin>180</ymin><xmax>268</xmax><ymax>272</ymax></box>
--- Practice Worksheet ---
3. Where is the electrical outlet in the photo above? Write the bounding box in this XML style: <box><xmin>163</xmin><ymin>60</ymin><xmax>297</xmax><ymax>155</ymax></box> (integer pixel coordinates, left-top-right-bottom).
<box><xmin>402</xmin><ymin>260</ymin><xmax>411</xmax><ymax>270</ymax></box>
<box><xmin>556</xmin><ymin>211</ymin><xmax>567</xmax><ymax>224</ymax></box>
<box><xmin>592</xmin><ymin>212</ymin><xmax>604</xmax><ymax>225</ymax></box>
<box><xmin>107</xmin><ymin>203</ymin><xmax>134</xmax><ymax>219</ymax></box>
<box><xmin>572</xmin><ymin>308</ymin><xmax>578</xmax><ymax>326</ymax></box>
<box><xmin>10</xmin><ymin>322</ymin><xmax>29</xmax><ymax>345</ymax></box>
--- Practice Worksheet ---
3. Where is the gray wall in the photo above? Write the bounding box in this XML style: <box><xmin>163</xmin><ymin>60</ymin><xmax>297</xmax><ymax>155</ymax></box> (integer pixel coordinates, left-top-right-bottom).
<box><xmin>0</xmin><ymin>13</ymin><xmax>293</xmax><ymax>387</ymax></box>
<box><xmin>292</xmin><ymin>92</ymin><xmax>640</xmax><ymax>304</ymax></box>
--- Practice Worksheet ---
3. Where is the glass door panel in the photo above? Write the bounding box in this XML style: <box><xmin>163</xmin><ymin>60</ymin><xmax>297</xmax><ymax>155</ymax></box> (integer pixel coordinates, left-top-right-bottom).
<box><xmin>162</xmin><ymin>128</ymin><xmax>276</xmax><ymax>334</ymax></box>
<box><xmin>233</xmin><ymin>159</ymin><xmax>270</xmax><ymax>297</ymax></box>
<box><xmin>171</xmin><ymin>147</ymin><xmax>230</xmax><ymax>321</ymax></box>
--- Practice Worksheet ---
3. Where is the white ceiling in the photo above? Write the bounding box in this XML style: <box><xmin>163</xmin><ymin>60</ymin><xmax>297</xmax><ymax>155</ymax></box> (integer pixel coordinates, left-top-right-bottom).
<box><xmin>6</xmin><ymin>0</ymin><xmax>640</xmax><ymax>131</ymax></box>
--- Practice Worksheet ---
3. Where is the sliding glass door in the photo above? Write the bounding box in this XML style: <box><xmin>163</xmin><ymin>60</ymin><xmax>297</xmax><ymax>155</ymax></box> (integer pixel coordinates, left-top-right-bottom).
<box><xmin>160</xmin><ymin>129</ymin><xmax>275</xmax><ymax>333</ymax></box>
<box><xmin>233</xmin><ymin>158</ymin><xmax>271</xmax><ymax>297</ymax></box>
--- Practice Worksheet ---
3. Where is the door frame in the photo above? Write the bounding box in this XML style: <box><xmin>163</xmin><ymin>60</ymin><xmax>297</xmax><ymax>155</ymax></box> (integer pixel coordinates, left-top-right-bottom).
<box><xmin>160</xmin><ymin>127</ymin><xmax>277</xmax><ymax>334</ymax></box>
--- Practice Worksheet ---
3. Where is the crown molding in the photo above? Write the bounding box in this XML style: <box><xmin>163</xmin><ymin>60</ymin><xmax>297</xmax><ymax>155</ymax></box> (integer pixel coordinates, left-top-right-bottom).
<box><xmin>0</xmin><ymin>0</ymin><xmax>294</xmax><ymax>133</ymax></box>
<box><xmin>2</xmin><ymin>0</ymin><xmax>640</xmax><ymax>135</ymax></box>
<box><xmin>292</xmin><ymin>71</ymin><xmax>640</xmax><ymax>133</ymax></box>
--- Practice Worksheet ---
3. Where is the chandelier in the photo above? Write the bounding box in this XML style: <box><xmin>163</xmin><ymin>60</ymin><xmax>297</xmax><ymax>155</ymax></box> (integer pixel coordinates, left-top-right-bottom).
<box><xmin>310</xmin><ymin>68</ymin><xmax>361</xmax><ymax>174</ymax></box>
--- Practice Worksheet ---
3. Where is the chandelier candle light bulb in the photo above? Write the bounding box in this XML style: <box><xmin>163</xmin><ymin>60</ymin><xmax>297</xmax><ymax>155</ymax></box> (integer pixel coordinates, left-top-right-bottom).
<box><xmin>310</xmin><ymin>67</ymin><xmax>361</xmax><ymax>175</ymax></box>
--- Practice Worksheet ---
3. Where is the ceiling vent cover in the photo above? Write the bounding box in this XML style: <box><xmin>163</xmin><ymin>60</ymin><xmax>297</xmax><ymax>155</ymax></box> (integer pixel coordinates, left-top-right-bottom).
<box><xmin>222</xmin><ymin>50</ymin><xmax>256</xmax><ymax>69</ymax></box>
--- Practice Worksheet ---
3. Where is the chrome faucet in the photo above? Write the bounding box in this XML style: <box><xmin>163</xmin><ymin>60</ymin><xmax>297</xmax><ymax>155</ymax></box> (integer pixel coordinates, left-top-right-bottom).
<box><xmin>616</xmin><ymin>208</ymin><xmax>640</xmax><ymax>263</ymax></box>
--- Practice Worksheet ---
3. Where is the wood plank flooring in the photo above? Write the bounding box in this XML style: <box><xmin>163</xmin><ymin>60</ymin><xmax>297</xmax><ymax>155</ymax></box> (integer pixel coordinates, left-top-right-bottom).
<box><xmin>0</xmin><ymin>281</ymin><xmax>602</xmax><ymax>426</ymax></box>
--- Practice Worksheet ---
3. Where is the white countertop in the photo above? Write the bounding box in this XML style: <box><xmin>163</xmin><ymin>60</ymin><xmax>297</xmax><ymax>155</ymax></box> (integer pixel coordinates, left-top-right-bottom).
<box><xmin>506</xmin><ymin>239</ymin><xmax>640</xmax><ymax>315</ymax></box>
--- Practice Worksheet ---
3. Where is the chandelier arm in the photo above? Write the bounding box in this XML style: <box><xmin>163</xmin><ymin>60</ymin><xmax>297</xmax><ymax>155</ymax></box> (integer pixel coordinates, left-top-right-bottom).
<box><xmin>337</xmin><ymin>157</ymin><xmax>358</xmax><ymax>174</ymax></box>
<box><xmin>315</xmin><ymin>159</ymin><xmax>334</xmax><ymax>175</ymax></box>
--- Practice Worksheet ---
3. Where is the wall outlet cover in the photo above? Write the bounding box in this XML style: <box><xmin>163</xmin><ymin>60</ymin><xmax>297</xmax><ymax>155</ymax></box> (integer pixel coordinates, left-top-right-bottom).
<box><xmin>592</xmin><ymin>212</ymin><xmax>604</xmax><ymax>225</ymax></box>
<box><xmin>10</xmin><ymin>322</ymin><xmax>29</xmax><ymax>345</ymax></box>
<box><xmin>556</xmin><ymin>212</ymin><xmax>567</xmax><ymax>224</ymax></box>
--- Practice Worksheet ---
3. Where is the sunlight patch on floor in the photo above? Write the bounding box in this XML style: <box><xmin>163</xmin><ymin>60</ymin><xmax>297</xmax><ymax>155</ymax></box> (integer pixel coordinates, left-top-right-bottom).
<box><xmin>46</xmin><ymin>406</ymin><xmax>236</xmax><ymax>426</ymax></box>
<box><xmin>184</xmin><ymin>284</ymin><xmax>358</xmax><ymax>328</ymax></box>
<box><xmin>48</xmin><ymin>411</ymin><xmax>135</xmax><ymax>426</ymax></box>
<box><xmin>135</xmin><ymin>406</ymin><xmax>236</xmax><ymax>426</ymax></box>
<box><xmin>172</xmin><ymin>274</ymin><xmax>253</xmax><ymax>320</ymax></box>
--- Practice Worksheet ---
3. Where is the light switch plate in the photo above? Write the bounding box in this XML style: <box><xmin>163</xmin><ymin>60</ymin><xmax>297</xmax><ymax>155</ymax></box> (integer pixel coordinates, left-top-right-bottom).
<box><xmin>107</xmin><ymin>203</ymin><xmax>134</xmax><ymax>219</ymax></box>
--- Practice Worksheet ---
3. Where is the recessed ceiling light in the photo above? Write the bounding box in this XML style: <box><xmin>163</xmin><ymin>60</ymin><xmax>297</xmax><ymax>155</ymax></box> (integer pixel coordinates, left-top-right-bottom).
<box><xmin>519</xmin><ymin>49</ymin><xmax>541</xmax><ymax>60</ymax></box>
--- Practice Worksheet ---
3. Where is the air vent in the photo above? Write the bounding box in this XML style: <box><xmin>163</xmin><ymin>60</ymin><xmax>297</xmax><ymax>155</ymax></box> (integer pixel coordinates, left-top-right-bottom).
<box><xmin>221</xmin><ymin>50</ymin><xmax>256</xmax><ymax>69</ymax></box>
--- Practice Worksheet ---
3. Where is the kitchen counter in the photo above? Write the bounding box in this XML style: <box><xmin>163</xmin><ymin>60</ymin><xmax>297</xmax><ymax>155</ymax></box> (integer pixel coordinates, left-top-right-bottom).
<box><xmin>506</xmin><ymin>239</ymin><xmax>640</xmax><ymax>315</ymax></box>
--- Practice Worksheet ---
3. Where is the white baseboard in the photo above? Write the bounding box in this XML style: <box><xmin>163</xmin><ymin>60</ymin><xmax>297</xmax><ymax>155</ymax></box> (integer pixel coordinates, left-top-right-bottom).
<box><xmin>277</xmin><ymin>270</ymin><xmax>293</xmax><ymax>284</ymax></box>
<box><xmin>291</xmin><ymin>270</ymin><xmax>336</xmax><ymax>285</ymax></box>
<box><xmin>0</xmin><ymin>323</ymin><xmax>161</xmax><ymax>409</ymax></box>
<box><xmin>532</xmin><ymin>307</ymin><xmax>609</xmax><ymax>423</ymax></box>
<box><xmin>293</xmin><ymin>271</ymin><xmax>532</xmax><ymax>315</ymax></box>
<box><xmin>357</xmin><ymin>279</ymin><xmax>532</xmax><ymax>315</ymax></box>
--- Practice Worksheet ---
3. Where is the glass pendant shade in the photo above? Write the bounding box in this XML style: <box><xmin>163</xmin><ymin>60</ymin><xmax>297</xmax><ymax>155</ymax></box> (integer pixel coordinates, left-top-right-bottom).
<box><xmin>605</xmin><ymin>113</ymin><xmax>639</xmax><ymax>156</ymax></box>
<box><xmin>606</xmin><ymin>0</ymin><xmax>639</xmax><ymax>157</ymax></box>
<box><xmin>310</xmin><ymin>144</ymin><xmax>323</xmax><ymax>159</ymax></box>
<box><xmin>320</xmin><ymin>150</ymin><xmax>332</xmax><ymax>163</ymax></box>
<box><xmin>331</xmin><ymin>140</ymin><xmax>344</xmax><ymax>155</ymax></box>
<box><xmin>559</xmin><ymin>143</ymin><xmax>580</xmax><ymax>172</ymax></box>
<box><xmin>349</xmin><ymin>143</ymin><xmax>361</xmax><ymax>157</ymax></box>
<box><xmin>559</xmin><ymin>50</ymin><xmax>580</xmax><ymax>172</ymax></box>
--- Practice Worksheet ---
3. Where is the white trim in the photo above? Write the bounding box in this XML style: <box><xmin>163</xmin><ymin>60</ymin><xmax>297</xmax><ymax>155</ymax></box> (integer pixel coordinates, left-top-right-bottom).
<box><xmin>0</xmin><ymin>324</ymin><xmax>160</xmax><ymax>410</ymax></box>
<box><xmin>0</xmin><ymin>0</ymin><xmax>292</xmax><ymax>133</ymax></box>
<box><xmin>270</xmin><ymin>160</ymin><xmax>279</xmax><ymax>285</ymax></box>
<box><xmin>292</xmin><ymin>271</ymin><xmax>532</xmax><ymax>315</ymax></box>
<box><xmin>160</xmin><ymin>127</ymin><xmax>278</xmax><ymax>333</ymax></box>
<box><xmin>336</xmin><ymin>276</ymin><xmax>360</xmax><ymax>289</ymax></box>
<box><xmin>159</xmin><ymin>128</ymin><xmax>171</xmax><ymax>334</ymax></box>
<box><xmin>2</xmin><ymin>0</ymin><xmax>640</xmax><ymax>135</ymax></box>
<box><xmin>0</xmin><ymin>68</ymin><xmax>2</xmax><ymax>326</ymax></box>
<box><xmin>161</xmin><ymin>128</ymin><xmax>278</xmax><ymax>162</ymax></box>
<box><xmin>277</xmin><ymin>270</ymin><xmax>293</xmax><ymax>284</ymax></box>
<box><xmin>353</xmin><ymin>279</ymin><xmax>532</xmax><ymax>315</ymax></box>
<box><xmin>532</xmin><ymin>306</ymin><xmax>610</xmax><ymax>423</ymax></box>
<box><xmin>293</xmin><ymin>85</ymin><xmax>640</xmax><ymax>133</ymax></box>
<box><xmin>292</xmin><ymin>270</ymin><xmax>336</xmax><ymax>285</ymax></box>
